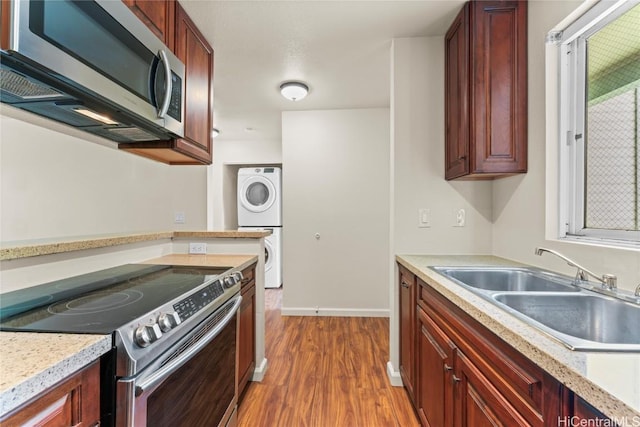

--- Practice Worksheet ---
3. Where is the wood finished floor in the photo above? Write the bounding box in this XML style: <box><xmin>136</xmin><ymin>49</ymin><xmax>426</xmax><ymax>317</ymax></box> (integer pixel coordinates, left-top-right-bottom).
<box><xmin>237</xmin><ymin>289</ymin><xmax>420</xmax><ymax>427</ymax></box>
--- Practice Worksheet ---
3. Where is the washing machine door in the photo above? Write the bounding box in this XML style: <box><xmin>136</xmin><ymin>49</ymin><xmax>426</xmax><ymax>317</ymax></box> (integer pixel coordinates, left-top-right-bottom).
<box><xmin>264</xmin><ymin>238</ymin><xmax>274</xmax><ymax>272</ymax></box>
<box><xmin>240</xmin><ymin>176</ymin><xmax>276</xmax><ymax>213</ymax></box>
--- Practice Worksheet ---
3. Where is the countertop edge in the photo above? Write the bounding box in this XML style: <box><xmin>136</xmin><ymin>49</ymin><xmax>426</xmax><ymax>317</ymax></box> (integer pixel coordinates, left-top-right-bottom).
<box><xmin>0</xmin><ymin>334</ymin><xmax>112</xmax><ymax>418</ymax></box>
<box><xmin>396</xmin><ymin>254</ymin><xmax>640</xmax><ymax>422</ymax></box>
<box><xmin>140</xmin><ymin>254</ymin><xmax>258</xmax><ymax>271</ymax></box>
<box><xmin>0</xmin><ymin>231</ymin><xmax>269</xmax><ymax>261</ymax></box>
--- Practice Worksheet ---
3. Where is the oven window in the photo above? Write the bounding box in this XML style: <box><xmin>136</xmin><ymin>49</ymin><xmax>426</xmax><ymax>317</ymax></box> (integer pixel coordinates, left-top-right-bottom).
<box><xmin>146</xmin><ymin>315</ymin><xmax>237</xmax><ymax>426</ymax></box>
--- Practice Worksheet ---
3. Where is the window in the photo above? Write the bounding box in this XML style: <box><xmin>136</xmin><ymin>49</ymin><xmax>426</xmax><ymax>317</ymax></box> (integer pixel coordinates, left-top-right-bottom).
<box><xmin>556</xmin><ymin>0</ymin><xmax>640</xmax><ymax>246</ymax></box>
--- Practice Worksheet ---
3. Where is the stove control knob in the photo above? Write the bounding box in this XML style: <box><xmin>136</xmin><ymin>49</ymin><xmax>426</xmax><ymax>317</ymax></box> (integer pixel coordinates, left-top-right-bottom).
<box><xmin>158</xmin><ymin>312</ymin><xmax>181</xmax><ymax>332</ymax></box>
<box><xmin>233</xmin><ymin>272</ymin><xmax>244</xmax><ymax>282</ymax></box>
<box><xmin>223</xmin><ymin>276</ymin><xmax>237</xmax><ymax>288</ymax></box>
<box><xmin>134</xmin><ymin>323</ymin><xmax>163</xmax><ymax>347</ymax></box>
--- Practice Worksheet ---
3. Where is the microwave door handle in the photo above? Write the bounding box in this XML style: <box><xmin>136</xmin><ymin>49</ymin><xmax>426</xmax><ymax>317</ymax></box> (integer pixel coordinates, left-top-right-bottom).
<box><xmin>156</xmin><ymin>49</ymin><xmax>172</xmax><ymax>119</ymax></box>
<box><xmin>134</xmin><ymin>295</ymin><xmax>242</xmax><ymax>396</ymax></box>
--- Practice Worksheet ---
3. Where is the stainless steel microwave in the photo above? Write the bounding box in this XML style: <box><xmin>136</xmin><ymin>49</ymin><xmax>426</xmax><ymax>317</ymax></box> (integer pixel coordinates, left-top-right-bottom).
<box><xmin>0</xmin><ymin>0</ymin><xmax>185</xmax><ymax>143</ymax></box>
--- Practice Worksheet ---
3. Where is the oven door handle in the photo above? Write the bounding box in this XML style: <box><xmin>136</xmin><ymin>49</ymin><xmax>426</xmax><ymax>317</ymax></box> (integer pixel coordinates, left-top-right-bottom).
<box><xmin>134</xmin><ymin>295</ymin><xmax>242</xmax><ymax>396</ymax></box>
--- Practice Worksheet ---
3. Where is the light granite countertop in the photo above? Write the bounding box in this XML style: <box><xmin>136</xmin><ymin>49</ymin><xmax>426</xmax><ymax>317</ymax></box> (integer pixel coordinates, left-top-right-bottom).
<box><xmin>0</xmin><ymin>253</ymin><xmax>257</xmax><ymax>418</ymax></box>
<box><xmin>0</xmin><ymin>230</ymin><xmax>270</xmax><ymax>261</ymax></box>
<box><xmin>0</xmin><ymin>333</ymin><xmax>111</xmax><ymax>417</ymax></box>
<box><xmin>142</xmin><ymin>253</ymin><xmax>258</xmax><ymax>271</ymax></box>
<box><xmin>397</xmin><ymin>254</ymin><xmax>640</xmax><ymax>422</ymax></box>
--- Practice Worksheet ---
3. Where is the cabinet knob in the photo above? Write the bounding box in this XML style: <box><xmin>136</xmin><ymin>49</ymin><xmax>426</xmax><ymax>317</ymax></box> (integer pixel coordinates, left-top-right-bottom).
<box><xmin>452</xmin><ymin>375</ymin><xmax>461</xmax><ymax>384</ymax></box>
<box><xmin>444</xmin><ymin>364</ymin><xmax>453</xmax><ymax>372</ymax></box>
<box><xmin>401</xmin><ymin>281</ymin><xmax>410</xmax><ymax>289</ymax></box>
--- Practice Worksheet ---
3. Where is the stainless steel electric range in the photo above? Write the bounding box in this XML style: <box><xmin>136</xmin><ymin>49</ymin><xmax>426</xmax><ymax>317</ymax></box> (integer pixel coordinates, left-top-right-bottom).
<box><xmin>0</xmin><ymin>263</ymin><xmax>243</xmax><ymax>427</ymax></box>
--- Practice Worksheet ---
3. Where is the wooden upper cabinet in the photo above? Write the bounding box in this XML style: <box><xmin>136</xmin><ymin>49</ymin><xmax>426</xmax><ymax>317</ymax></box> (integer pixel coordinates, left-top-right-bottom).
<box><xmin>172</xmin><ymin>2</ymin><xmax>214</xmax><ymax>164</ymax></box>
<box><xmin>120</xmin><ymin>1</ymin><xmax>214</xmax><ymax>165</ymax></box>
<box><xmin>123</xmin><ymin>0</ymin><xmax>175</xmax><ymax>49</ymax></box>
<box><xmin>444</xmin><ymin>5</ymin><xmax>470</xmax><ymax>180</ymax></box>
<box><xmin>445</xmin><ymin>0</ymin><xmax>528</xmax><ymax>180</ymax></box>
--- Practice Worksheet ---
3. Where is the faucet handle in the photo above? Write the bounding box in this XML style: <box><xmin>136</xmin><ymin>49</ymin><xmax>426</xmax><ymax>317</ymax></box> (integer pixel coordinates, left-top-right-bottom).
<box><xmin>602</xmin><ymin>274</ymin><xmax>617</xmax><ymax>290</ymax></box>
<box><xmin>575</xmin><ymin>269</ymin><xmax>588</xmax><ymax>282</ymax></box>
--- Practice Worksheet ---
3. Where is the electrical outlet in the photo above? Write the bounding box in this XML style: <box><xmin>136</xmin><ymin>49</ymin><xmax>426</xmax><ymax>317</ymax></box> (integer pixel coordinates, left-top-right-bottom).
<box><xmin>455</xmin><ymin>208</ymin><xmax>466</xmax><ymax>227</ymax></box>
<box><xmin>418</xmin><ymin>208</ymin><xmax>431</xmax><ymax>228</ymax></box>
<box><xmin>189</xmin><ymin>242</ymin><xmax>207</xmax><ymax>254</ymax></box>
<box><xmin>174</xmin><ymin>212</ymin><xmax>186</xmax><ymax>224</ymax></box>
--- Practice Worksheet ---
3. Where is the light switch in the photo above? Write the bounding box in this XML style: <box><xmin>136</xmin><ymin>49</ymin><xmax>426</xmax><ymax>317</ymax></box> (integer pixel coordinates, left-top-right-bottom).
<box><xmin>418</xmin><ymin>208</ymin><xmax>431</xmax><ymax>228</ymax></box>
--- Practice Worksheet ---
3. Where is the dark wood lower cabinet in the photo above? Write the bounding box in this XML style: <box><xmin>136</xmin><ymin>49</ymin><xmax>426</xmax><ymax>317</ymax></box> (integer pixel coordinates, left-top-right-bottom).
<box><xmin>0</xmin><ymin>360</ymin><xmax>100</xmax><ymax>427</ymax></box>
<box><xmin>572</xmin><ymin>396</ymin><xmax>613</xmax><ymax>425</ymax></box>
<box><xmin>417</xmin><ymin>306</ymin><xmax>454</xmax><ymax>427</ymax></box>
<box><xmin>399</xmin><ymin>262</ymin><xmax>614</xmax><ymax>427</ymax></box>
<box><xmin>456</xmin><ymin>350</ymin><xmax>531</xmax><ymax>426</ymax></box>
<box><xmin>399</xmin><ymin>265</ymin><xmax>417</xmax><ymax>402</ymax></box>
<box><xmin>418</xmin><ymin>302</ymin><xmax>538</xmax><ymax>427</ymax></box>
<box><xmin>238</xmin><ymin>263</ymin><xmax>256</xmax><ymax>400</ymax></box>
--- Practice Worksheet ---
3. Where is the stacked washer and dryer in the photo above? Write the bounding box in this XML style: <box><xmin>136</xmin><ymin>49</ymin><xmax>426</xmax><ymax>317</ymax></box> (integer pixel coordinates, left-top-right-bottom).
<box><xmin>237</xmin><ymin>167</ymin><xmax>283</xmax><ymax>288</ymax></box>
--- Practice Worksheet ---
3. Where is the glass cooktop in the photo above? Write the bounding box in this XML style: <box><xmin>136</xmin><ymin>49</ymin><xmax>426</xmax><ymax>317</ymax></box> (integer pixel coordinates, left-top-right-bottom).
<box><xmin>0</xmin><ymin>264</ymin><xmax>230</xmax><ymax>334</ymax></box>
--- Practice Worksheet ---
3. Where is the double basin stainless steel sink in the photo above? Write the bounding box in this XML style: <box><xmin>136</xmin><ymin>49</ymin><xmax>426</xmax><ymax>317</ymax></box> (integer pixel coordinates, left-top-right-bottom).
<box><xmin>430</xmin><ymin>267</ymin><xmax>640</xmax><ymax>352</ymax></box>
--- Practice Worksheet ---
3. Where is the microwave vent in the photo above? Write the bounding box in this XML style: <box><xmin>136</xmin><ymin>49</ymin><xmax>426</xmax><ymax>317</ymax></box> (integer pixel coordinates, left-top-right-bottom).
<box><xmin>0</xmin><ymin>69</ymin><xmax>64</xmax><ymax>100</ymax></box>
<box><xmin>108</xmin><ymin>127</ymin><xmax>161</xmax><ymax>142</ymax></box>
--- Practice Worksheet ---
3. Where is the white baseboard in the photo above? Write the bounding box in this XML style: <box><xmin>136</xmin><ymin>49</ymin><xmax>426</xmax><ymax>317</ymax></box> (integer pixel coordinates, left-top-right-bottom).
<box><xmin>280</xmin><ymin>306</ymin><xmax>389</xmax><ymax>317</ymax></box>
<box><xmin>251</xmin><ymin>357</ymin><xmax>268</xmax><ymax>382</ymax></box>
<box><xmin>386</xmin><ymin>361</ymin><xmax>403</xmax><ymax>387</ymax></box>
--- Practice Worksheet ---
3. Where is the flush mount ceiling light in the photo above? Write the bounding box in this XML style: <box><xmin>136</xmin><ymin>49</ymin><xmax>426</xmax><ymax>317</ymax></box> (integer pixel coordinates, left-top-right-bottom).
<box><xmin>280</xmin><ymin>81</ymin><xmax>309</xmax><ymax>101</ymax></box>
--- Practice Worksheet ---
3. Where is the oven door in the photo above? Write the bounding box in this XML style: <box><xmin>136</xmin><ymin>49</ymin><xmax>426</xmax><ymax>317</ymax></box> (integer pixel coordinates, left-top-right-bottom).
<box><xmin>116</xmin><ymin>295</ymin><xmax>241</xmax><ymax>427</ymax></box>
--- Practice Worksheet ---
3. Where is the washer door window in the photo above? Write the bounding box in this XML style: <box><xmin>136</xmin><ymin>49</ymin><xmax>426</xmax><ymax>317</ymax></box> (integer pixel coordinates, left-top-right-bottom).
<box><xmin>241</xmin><ymin>176</ymin><xmax>276</xmax><ymax>213</ymax></box>
<box><xmin>264</xmin><ymin>238</ymin><xmax>274</xmax><ymax>272</ymax></box>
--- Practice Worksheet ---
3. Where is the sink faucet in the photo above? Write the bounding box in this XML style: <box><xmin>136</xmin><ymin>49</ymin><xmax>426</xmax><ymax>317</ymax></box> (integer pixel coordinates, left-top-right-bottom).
<box><xmin>534</xmin><ymin>247</ymin><xmax>617</xmax><ymax>290</ymax></box>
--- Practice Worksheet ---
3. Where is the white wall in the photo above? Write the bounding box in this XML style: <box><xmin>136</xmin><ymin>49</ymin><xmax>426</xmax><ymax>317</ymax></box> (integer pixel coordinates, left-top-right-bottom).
<box><xmin>0</xmin><ymin>108</ymin><xmax>208</xmax><ymax>242</ymax></box>
<box><xmin>492</xmin><ymin>0</ymin><xmax>640</xmax><ymax>292</ymax></box>
<box><xmin>391</xmin><ymin>37</ymin><xmax>493</xmax><ymax>256</ymax></box>
<box><xmin>208</xmin><ymin>138</ymin><xmax>282</xmax><ymax>230</ymax></box>
<box><xmin>387</xmin><ymin>36</ymin><xmax>495</xmax><ymax>384</ymax></box>
<box><xmin>281</xmin><ymin>109</ymin><xmax>390</xmax><ymax>316</ymax></box>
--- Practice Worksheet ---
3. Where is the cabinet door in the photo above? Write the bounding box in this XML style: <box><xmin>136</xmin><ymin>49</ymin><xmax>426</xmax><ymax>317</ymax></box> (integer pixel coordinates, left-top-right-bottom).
<box><xmin>444</xmin><ymin>3</ymin><xmax>470</xmax><ymax>180</ymax></box>
<box><xmin>573</xmin><ymin>396</ymin><xmax>612</xmax><ymax>424</ymax></box>
<box><xmin>123</xmin><ymin>0</ymin><xmax>175</xmax><ymax>48</ymax></box>
<box><xmin>470</xmin><ymin>0</ymin><xmax>527</xmax><ymax>176</ymax></box>
<box><xmin>417</xmin><ymin>306</ymin><xmax>456</xmax><ymax>427</ymax></box>
<box><xmin>399</xmin><ymin>267</ymin><xmax>417</xmax><ymax>402</ymax></box>
<box><xmin>174</xmin><ymin>3</ymin><xmax>214</xmax><ymax>164</ymax></box>
<box><xmin>0</xmin><ymin>361</ymin><xmax>100</xmax><ymax>427</ymax></box>
<box><xmin>455</xmin><ymin>351</ymin><xmax>533</xmax><ymax>427</ymax></box>
<box><xmin>238</xmin><ymin>281</ymin><xmax>256</xmax><ymax>399</ymax></box>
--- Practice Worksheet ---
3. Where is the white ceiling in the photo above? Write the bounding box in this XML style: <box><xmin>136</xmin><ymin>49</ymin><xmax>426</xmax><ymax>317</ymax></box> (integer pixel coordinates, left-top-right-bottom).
<box><xmin>180</xmin><ymin>0</ymin><xmax>465</xmax><ymax>142</ymax></box>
